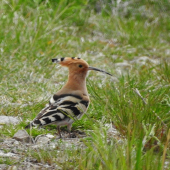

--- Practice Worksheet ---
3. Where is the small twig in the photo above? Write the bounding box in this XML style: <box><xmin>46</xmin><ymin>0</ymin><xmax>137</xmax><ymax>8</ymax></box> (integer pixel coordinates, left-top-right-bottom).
<box><xmin>133</xmin><ymin>88</ymin><xmax>147</xmax><ymax>105</ymax></box>
<box><xmin>153</xmin><ymin>111</ymin><xmax>167</xmax><ymax>128</ymax></box>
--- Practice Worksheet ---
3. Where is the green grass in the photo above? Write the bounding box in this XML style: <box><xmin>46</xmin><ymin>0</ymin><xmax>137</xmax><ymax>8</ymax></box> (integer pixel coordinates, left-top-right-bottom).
<box><xmin>0</xmin><ymin>0</ymin><xmax>170</xmax><ymax>169</ymax></box>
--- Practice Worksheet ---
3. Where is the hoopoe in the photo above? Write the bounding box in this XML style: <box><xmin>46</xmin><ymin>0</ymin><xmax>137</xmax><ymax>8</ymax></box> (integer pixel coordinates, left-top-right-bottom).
<box><xmin>25</xmin><ymin>57</ymin><xmax>112</xmax><ymax>138</ymax></box>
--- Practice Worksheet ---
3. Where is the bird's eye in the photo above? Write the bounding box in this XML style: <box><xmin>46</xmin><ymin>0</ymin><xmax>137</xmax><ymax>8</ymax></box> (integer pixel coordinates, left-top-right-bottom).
<box><xmin>79</xmin><ymin>65</ymin><xmax>83</xmax><ymax>68</ymax></box>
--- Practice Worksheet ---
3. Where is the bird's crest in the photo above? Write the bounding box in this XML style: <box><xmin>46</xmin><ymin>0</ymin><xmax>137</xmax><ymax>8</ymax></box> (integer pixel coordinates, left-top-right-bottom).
<box><xmin>52</xmin><ymin>57</ymin><xmax>89</xmax><ymax>67</ymax></box>
<box><xmin>52</xmin><ymin>57</ymin><xmax>113</xmax><ymax>76</ymax></box>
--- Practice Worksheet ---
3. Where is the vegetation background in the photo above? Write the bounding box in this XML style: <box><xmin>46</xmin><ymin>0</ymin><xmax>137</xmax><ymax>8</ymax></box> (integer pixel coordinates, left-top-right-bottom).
<box><xmin>0</xmin><ymin>0</ymin><xmax>170</xmax><ymax>169</ymax></box>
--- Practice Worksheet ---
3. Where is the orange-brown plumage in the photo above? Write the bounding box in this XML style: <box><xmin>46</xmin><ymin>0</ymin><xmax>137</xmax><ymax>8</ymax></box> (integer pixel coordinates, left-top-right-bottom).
<box><xmin>58</xmin><ymin>57</ymin><xmax>89</xmax><ymax>95</ymax></box>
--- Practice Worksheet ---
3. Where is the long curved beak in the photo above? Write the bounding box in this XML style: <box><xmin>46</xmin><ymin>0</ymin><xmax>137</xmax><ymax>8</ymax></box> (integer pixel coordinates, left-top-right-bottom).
<box><xmin>88</xmin><ymin>66</ymin><xmax>112</xmax><ymax>76</ymax></box>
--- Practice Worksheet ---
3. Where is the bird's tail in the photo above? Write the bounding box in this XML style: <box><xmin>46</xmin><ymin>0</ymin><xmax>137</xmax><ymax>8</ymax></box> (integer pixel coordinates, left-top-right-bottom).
<box><xmin>25</xmin><ymin>122</ymin><xmax>34</xmax><ymax>129</ymax></box>
<box><xmin>25</xmin><ymin>119</ymin><xmax>41</xmax><ymax>129</ymax></box>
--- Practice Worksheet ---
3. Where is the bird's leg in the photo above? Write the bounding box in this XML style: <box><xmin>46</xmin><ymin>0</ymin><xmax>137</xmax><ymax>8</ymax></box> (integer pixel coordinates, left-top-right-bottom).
<box><xmin>67</xmin><ymin>124</ymin><xmax>73</xmax><ymax>138</ymax></box>
<box><xmin>57</xmin><ymin>126</ymin><xmax>62</xmax><ymax>138</ymax></box>
<box><xmin>68</xmin><ymin>130</ymin><xmax>71</xmax><ymax>138</ymax></box>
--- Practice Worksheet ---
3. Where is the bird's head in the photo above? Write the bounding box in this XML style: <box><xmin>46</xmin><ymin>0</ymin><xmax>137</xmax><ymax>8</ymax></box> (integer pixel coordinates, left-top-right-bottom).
<box><xmin>52</xmin><ymin>57</ymin><xmax>112</xmax><ymax>77</ymax></box>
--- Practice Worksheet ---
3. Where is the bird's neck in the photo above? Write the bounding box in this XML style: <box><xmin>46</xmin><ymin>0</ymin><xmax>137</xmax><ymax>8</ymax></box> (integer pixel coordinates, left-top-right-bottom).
<box><xmin>64</xmin><ymin>72</ymin><xmax>88</xmax><ymax>95</ymax></box>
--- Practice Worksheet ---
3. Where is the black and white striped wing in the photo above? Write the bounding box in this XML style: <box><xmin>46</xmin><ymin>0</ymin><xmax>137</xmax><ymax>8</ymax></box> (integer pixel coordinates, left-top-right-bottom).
<box><xmin>30</xmin><ymin>94</ymin><xmax>89</xmax><ymax>127</ymax></box>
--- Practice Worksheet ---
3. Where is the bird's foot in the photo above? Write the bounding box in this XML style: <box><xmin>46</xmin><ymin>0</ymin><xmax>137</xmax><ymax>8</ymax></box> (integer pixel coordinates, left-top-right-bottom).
<box><xmin>67</xmin><ymin>132</ymin><xmax>76</xmax><ymax>138</ymax></box>
<box><xmin>56</xmin><ymin>131</ymin><xmax>76</xmax><ymax>139</ymax></box>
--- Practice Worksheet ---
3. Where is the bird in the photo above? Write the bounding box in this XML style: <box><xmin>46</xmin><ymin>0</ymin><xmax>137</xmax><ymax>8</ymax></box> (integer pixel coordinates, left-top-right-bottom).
<box><xmin>25</xmin><ymin>57</ymin><xmax>112</xmax><ymax>138</ymax></box>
